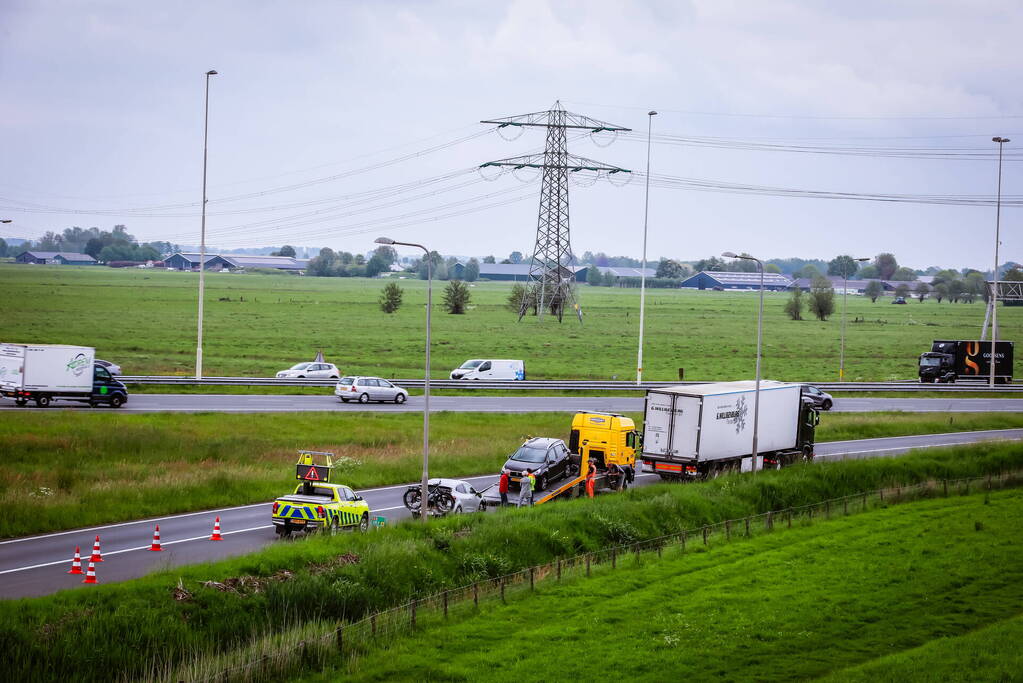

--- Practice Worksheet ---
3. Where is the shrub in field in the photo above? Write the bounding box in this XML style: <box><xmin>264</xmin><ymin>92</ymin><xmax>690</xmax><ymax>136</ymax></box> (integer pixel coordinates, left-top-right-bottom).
<box><xmin>785</xmin><ymin>287</ymin><xmax>804</xmax><ymax>321</ymax></box>
<box><xmin>507</xmin><ymin>283</ymin><xmax>533</xmax><ymax>314</ymax></box>
<box><xmin>379</xmin><ymin>282</ymin><xmax>403</xmax><ymax>313</ymax></box>
<box><xmin>864</xmin><ymin>279</ymin><xmax>884</xmax><ymax>302</ymax></box>
<box><xmin>809</xmin><ymin>276</ymin><xmax>835</xmax><ymax>321</ymax></box>
<box><xmin>442</xmin><ymin>280</ymin><xmax>471</xmax><ymax>314</ymax></box>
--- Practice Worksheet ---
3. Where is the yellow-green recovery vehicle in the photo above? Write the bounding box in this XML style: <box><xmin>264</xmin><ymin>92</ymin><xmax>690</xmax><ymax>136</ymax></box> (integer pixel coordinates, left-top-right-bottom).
<box><xmin>271</xmin><ymin>451</ymin><xmax>371</xmax><ymax>537</ymax></box>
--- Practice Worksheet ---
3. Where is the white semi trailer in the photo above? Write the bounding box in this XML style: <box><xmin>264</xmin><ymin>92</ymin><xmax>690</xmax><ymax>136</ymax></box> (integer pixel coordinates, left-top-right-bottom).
<box><xmin>640</xmin><ymin>381</ymin><xmax>818</xmax><ymax>479</ymax></box>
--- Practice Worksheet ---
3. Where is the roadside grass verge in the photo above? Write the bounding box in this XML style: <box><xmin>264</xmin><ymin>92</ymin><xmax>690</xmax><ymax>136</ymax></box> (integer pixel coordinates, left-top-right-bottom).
<box><xmin>1</xmin><ymin>442</ymin><xmax>1022</xmax><ymax>682</ymax></box>
<box><xmin>822</xmin><ymin>612</ymin><xmax>1023</xmax><ymax>683</ymax></box>
<box><xmin>1</xmin><ymin>410</ymin><xmax>1022</xmax><ymax>537</ymax></box>
<box><xmin>303</xmin><ymin>488</ymin><xmax>1023</xmax><ymax>682</ymax></box>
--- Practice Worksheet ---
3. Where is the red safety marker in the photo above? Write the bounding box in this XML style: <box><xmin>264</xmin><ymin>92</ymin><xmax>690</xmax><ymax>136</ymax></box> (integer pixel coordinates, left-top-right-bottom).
<box><xmin>67</xmin><ymin>545</ymin><xmax>83</xmax><ymax>574</ymax></box>
<box><xmin>82</xmin><ymin>560</ymin><xmax>97</xmax><ymax>584</ymax></box>
<box><xmin>148</xmin><ymin>525</ymin><xmax>163</xmax><ymax>551</ymax></box>
<box><xmin>89</xmin><ymin>535</ymin><xmax>103</xmax><ymax>562</ymax></box>
<box><xmin>210</xmin><ymin>517</ymin><xmax>223</xmax><ymax>541</ymax></box>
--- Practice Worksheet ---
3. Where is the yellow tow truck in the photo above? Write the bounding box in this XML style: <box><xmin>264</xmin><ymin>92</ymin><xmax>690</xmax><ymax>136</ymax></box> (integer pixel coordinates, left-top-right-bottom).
<box><xmin>488</xmin><ymin>412</ymin><xmax>638</xmax><ymax>506</ymax></box>
<box><xmin>271</xmin><ymin>451</ymin><xmax>371</xmax><ymax>537</ymax></box>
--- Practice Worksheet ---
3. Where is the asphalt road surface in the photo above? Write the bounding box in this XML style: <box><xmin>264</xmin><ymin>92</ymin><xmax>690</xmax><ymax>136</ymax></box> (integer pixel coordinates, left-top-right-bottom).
<box><xmin>2</xmin><ymin>394</ymin><xmax>1022</xmax><ymax>413</ymax></box>
<box><xmin>1</xmin><ymin>428</ymin><xmax>1021</xmax><ymax>599</ymax></box>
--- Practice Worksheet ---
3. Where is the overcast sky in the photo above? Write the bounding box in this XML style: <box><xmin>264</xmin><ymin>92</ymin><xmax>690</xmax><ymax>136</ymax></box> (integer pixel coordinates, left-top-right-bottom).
<box><xmin>1</xmin><ymin>0</ymin><xmax>1020</xmax><ymax>270</ymax></box>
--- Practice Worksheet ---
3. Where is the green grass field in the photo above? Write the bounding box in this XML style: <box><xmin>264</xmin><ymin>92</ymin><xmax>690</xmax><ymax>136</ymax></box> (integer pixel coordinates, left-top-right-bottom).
<box><xmin>2</xmin><ymin>263</ymin><xmax>1016</xmax><ymax>381</ymax></box>
<box><xmin>311</xmin><ymin>488</ymin><xmax>1023</xmax><ymax>682</ymax></box>
<box><xmin>2</xmin><ymin>409</ymin><xmax>1021</xmax><ymax>538</ymax></box>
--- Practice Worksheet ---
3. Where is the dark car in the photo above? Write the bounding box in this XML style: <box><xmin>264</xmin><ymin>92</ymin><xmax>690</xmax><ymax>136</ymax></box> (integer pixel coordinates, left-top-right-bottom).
<box><xmin>501</xmin><ymin>437</ymin><xmax>574</xmax><ymax>491</ymax></box>
<box><xmin>802</xmin><ymin>384</ymin><xmax>833</xmax><ymax>411</ymax></box>
<box><xmin>891</xmin><ymin>297</ymin><xmax>907</xmax><ymax>304</ymax></box>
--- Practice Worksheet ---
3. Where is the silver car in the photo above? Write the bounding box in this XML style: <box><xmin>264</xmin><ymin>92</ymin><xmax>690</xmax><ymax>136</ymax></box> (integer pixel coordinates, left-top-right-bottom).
<box><xmin>335</xmin><ymin>376</ymin><xmax>408</xmax><ymax>404</ymax></box>
<box><xmin>802</xmin><ymin>385</ymin><xmax>833</xmax><ymax>411</ymax></box>
<box><xmin>95</xmin><ymin>359</ymin><xmax>122</xmax><ymax>375</ymax></box>
<box><xmin>431</xmin><ymin>478</ymin><xmax>487</xmax><ymax>514</ymax></box>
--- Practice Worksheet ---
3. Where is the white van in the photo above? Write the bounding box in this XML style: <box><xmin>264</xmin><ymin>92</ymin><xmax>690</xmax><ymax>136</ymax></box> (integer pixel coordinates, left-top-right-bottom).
<box><xmin>450</xmin><ymin>359</ymin><xmax>525</xmax><ymax>381</ymax></box>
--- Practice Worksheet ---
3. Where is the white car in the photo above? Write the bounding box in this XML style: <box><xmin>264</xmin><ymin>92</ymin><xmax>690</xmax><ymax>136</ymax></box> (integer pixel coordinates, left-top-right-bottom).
<box><xmin>276</xmin><ymin>362</ymin><xmax>340</xmax><ymax>379</ymax></box>
<box><xmin>335</xmin><ymin>376</ymin><xmax>408</xmax><ymax>404</ymax></box>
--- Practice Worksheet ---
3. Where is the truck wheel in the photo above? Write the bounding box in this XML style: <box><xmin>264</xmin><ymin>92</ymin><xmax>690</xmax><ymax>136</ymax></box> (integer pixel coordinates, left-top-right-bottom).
<box><xmin>109</xmin><ymin>395</ymin><xmax>124</xmax><ymax>408</ymax></box>
<box><xmin>359</xmin><ymin>513</ymin><xmax>369</xmax><ymax>532</ymax></box>
<box><xmin>36</xmin><ymin>396</ymin><xmax>51</xmax><ymax>408</ymax></box>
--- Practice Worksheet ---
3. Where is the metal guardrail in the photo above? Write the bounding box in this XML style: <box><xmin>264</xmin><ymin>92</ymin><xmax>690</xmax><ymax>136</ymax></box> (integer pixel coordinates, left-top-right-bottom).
<box><xmin>118</xmin><ymin>376</ymin><xmax>1023</xmax><ymax>392</ymax></box>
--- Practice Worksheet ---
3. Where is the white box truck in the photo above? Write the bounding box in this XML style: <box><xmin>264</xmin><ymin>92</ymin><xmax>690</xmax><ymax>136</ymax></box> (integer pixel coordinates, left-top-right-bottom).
<box><xmin>640</xmin><ymin>381</ymin><xmax>818</xmax><ymax>479</ymax></box>
<box><xmin>0</xmin><ymin>343</ymin><xmax>128</xmax><ymax>408</ymax></box>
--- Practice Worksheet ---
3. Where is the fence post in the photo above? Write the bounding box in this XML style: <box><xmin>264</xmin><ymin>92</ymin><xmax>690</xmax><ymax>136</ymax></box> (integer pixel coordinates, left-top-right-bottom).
<box><xmin>787</xmin><ymin>509</ymin><xmax>792</xmax><ymax>529</ymax></box>
<box><xmin>843</xmin><ymin>499</ymin><xmax>848</xmax><ymax>516</ymax></box>
<box><xmin>943</xmin><ymin>480</ymin><xmax>948</xmax><ymax>497</ymax></box>
<box><xmin>767</xmin><ymin>511</ymin><xmax>773</xmax><ymax>530</ymax></box>
<box><xmin>500</xmin><ymin>577</ymin><xmax>506</xmax><ymax>603</ymax></box>
<box><xmin>529</xmin><ymin>567</ymin><xmax>535</xmax><ymax>591</ymax></box>
<box><xmin>987</xmin><ymin>473</ymin><xmax>992</xmax><ymax>490</ymax></box>
<box><xmin>443</xmin><ymin>591</ymin><xmax>448</xmax><ymax>619</ymax></box>
<box><xmin>965</xmin><ymin>480</ymin><xmax>969</xmax><ymax>495</ymax></box>
<box><xmin>410</xmin><ymin>600</ymin><xmax>417</xmax><ymax>630</ymax></box>
<box><xmin>557</xmin><ymin>558</ymin><xmax>562</xmax><ymax>581</ymax></box>
<box><xmin>336</xmin><ymin>625</ymin><xmax>343</xmax><ymax>653</ymax></box>
<box><xmin>586</xmin><ymin>554</ymin><xmax>591</xmax><ymax>577</ymax></box>
<box><xmin>681</xmin><ymin>530</ymin><xmax>687</xmax><ymax>552</ymax></box>
<box><xmin>825</xmin><ymin>500</ymin><xmax>830</xmax><ymax>519</ymax></box>
<box><xmin>612</xmin><ymin>547</ymin><xmax>617</xmax><ymax>569</ymax></box>
<box><xmin>879</xmin><ymin>488</ymin><xmax>884</xmax><ymax>502</ymax></box>
<box><xmin>895</xmin><ymin>485</ymin><xmax>901</xmax><ymax>500</ymax></box>
<box><xmin>371</xmin><ymin>614</ymin><xmax>376</xmax><ymax>637</ymax></box>
<box><xmin>473</xmin><ymin>582</ymin><xmax>479</xmax><ymax>608</ymax></box>
<box><xmin>725</xmin><ymin>520</ymin><xmax>731</xmax><ymax>540</ymax></box>
<box><xmin>702</xmin><ymin>526</ymin><xmax>708</xmax><ymax>545</ymax></box>
<box><xmin>657</xmin><ymin>544</ymin><xmax>662</xmax><ymax>559</ymax></box>
<box><xmin>862</xmin><ymin>492</ymin><xmax>867</xmax><ymax>510</ymax></box>
<box><xmin>744</xmin><ymin>517</ymin><xmax>750</xmax><ymax>537</ymax></box>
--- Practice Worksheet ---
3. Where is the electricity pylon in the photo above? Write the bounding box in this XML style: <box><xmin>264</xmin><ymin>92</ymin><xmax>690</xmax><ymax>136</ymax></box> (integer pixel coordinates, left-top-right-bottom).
<box><xmin>481</xmin><ymin>102</ymin><xmax>630</xmax><ymax>322</ymax></box>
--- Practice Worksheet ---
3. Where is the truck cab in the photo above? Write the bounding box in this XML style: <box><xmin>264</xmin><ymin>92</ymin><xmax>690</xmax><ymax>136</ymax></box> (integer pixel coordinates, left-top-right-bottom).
<box><xmin>569</xmin><ymin>412</ymin><xmax>637</xmax><ymax>469</ymax></box>
<box><xmin>918</xmin><ymin>351</ymin><xmax>953</xmax><ymax>383</ymax></box>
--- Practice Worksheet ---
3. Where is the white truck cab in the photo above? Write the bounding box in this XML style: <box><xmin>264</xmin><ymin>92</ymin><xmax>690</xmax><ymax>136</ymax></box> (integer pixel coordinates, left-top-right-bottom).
<box><xmin>449</xmin><ymin>359</ymin><xmax>525</xmax><ymax>381</ymax></box>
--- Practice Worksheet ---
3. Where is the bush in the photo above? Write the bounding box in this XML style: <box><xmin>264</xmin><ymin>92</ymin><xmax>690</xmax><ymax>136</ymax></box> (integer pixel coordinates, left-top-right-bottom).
<box><xmin>808</xmin><ymin>277</ymin><xmax>835</xmax><ymax>321</ymax></box>
<box><xmin>443</xmin><ymin>280</ymin><xmax>471</xmax><ymax>314</ymax></box>
<box><xmin>507</xmin><ymin>284</ymin><xmax>531</xmax><ymax>314</ymax></box>
<box><xmin>379</xmin><ymin>282</ymin><xmax>403</xmax><ymax>313</ymax></box>
<box><xmin>785</xmin><ymin>287</ymin><xmax>804</xmax><ymax>320</ymax></box>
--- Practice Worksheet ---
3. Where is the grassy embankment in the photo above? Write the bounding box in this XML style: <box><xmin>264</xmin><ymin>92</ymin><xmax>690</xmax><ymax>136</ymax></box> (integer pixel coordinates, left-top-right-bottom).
<box><xmin>2</xmin><ymin>410</ymin><xmax>1023</xmax><ymax>537</ymax></box>
<box><xmin>314</xmin><ymin>487</ymin><xmax>1023</xmax><ymax>683</ymax></box>
<box><xmin>1</xmin><ymin>441</ymin><xmax>1021</xmax><ymax>682</ymax></box>
<box><xmin>2</xmin><ymin>263</ymin><xmax>1017</xmax><ymax>381</ymax></box>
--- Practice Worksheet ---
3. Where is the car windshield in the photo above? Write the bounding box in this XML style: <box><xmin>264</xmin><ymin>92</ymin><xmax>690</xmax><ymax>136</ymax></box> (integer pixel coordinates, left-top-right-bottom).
<box><xmin>459</xmin><ymin>360</ymin><xmax>483</xmax><ymax>369</ymax></box>
<box><xmin>920</xmin><ymin>357</ymin><xmax>941</xmax><ymax>367</ymax></box>
<box><xmin>338</xmin><ymin>377</ymin><xmax>355</xmax><ymax>385</ymax></box>
<box><xmin>289</xmin><ymin>363</ymin><xmax>312</xmax><ymax>370</ymax></box>
<box><xmin>510</xmin><ymin>445</ymin><xmax>547</xmax><ymax>463</ymax></box>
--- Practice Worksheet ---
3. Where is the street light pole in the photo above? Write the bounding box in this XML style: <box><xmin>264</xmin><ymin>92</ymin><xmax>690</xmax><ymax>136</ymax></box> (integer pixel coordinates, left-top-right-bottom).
<box><xmin>839</xmin><ymin>257</ymin><xmax>870</xmax><ymax>381</ymax></box>
<box><xmin>196</xmin><ymin>69</ymin><xmax>218</xmax><ymax>380</ymax></box>
<box><xmin>723</xmin><ymin>251</ymin><xmax>764</xmax><ymax>472</ymax></box>
<box><xmin>990</xmin><ymin>137</ymin><xmax>1010</xmax><ymax>387</ymax></box>
<box><xmin>377</xmin><ymin>237</ymin><xmax>431</xmax><ymax>520</ymax></box>
<box><xmin>636</xmin><ymin>110</ymin><xmax>657</xmax><ymax>385</ymax></box>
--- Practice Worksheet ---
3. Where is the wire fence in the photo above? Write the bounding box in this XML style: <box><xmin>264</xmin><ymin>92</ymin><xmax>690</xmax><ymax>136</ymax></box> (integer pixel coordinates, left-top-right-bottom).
<box><xmin>176</xmin><ymin>470</ymin><xmax>1022</xmax><ymax>683</ymax></box>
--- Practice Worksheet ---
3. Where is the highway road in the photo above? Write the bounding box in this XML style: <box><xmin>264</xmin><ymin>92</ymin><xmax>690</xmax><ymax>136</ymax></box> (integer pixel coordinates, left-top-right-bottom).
<box><xmin>2</xmin><ymin>394</ymin><xmax>1022</xmax><ymax>413</ymax></box>
<box><xmin>1</xmin><ymin>428</ymin><xmax>1020</xmax><ymax>599</ymax></box>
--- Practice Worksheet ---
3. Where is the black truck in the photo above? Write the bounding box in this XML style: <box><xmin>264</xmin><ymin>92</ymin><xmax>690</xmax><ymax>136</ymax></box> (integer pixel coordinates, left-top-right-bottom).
<box><xmin>918</xmin><ymin>340</ymin><xmax>1014</xmax><ymax>383</ymax></box>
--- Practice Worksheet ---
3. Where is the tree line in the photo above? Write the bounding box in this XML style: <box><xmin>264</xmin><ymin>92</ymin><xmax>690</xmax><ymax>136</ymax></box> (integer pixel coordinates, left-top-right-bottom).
<box><xmin>1</xmin><ymin>225</ymin><xmax>174</xmax><ymax>263</ymax></box>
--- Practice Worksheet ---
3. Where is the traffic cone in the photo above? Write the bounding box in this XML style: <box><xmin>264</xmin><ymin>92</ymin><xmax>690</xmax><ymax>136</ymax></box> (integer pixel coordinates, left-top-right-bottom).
<box><xmin>148</xmin><ymin>525</ymin><xmax>163</xmax><ymax>551</ymax></box>
<box><xmin>90</xmin><ymin>535</ymin><xmax>103</xmax><ymax>562</ymax></box>
<box><xmin>210</xmin><ymin>517</ymin><xmax>223</xmax><ymax>541</ymax></box>
<box><xmin>82</xmin><ymin>560</ymin><xmax>97</xmax><ymax>584</ymax></box>
<box><xmin>67</xmin><ymin>546</ymin><xmax>83</xmax><ymax>574</ymax></box>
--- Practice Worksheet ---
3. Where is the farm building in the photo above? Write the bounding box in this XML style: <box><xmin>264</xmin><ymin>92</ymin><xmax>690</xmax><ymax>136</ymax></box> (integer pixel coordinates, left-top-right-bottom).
<box><xmin>582</xmin><ymin>266</ymin><xmax>656</xmax><ymax>279</ymax></box>
<box><xmin>164</xmin><ymin>253</ymin><xmax>308</xmax><ymax>272</ymax></box>
<box><xmin>679</xmin><ymin>271</ymin><xmax>793</xmax><ymax>291</ymax></box>
<box><xmin>15</xmin><ymin>251</ymin><xmax>97</xmax><ymax>265</ymax></box>
<box><xmin>451</xmin><ymin>262</ymin><xmax>588</xmax><ymax>282</ymax></box>
<box><xmin>789</xmin><ymin>276</ymin><xmax>896</xmax><ymax>294</ymax></box>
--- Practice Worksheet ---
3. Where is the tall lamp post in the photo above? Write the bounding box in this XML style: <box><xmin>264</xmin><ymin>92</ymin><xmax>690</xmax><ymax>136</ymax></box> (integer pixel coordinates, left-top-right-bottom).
<box><xmin>839</xmin><ymin>257</ymin><xmax>870</xmax><ymax>380</ymax></box>
<box><xmin>376</xmin><ymin>237</ymin><xmax>432</xmax><ymax>520</ymax></box>
<box><xmin>990</xmin><ymin>137</ymin><xmax>1010</xmax><ymax>388</ymax></box>
<box><xmin>196</xmin><ymin>69</ymin><xmax>218</xmax><ymax>380</ymax></box>
<box><xmin>723</xmin><ymin>251</ymin><xmax>764</xmax><ymax>472</ymax></box>
<box><xmin>636</xmin><ymin>110</ymin><xmax>657</xmax><ymax>384</ymax></box>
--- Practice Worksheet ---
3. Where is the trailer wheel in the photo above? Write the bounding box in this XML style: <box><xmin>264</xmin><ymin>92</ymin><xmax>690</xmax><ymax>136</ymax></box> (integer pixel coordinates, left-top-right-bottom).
<box><xmin>35</xmin><ymin>396</ymin><xmax>51</xmax><ymax>408</ymax></box>
<box><xmin>109</xmin><ymin>395</ymin><xmax>124</xmax><ymax>408</ymax></box>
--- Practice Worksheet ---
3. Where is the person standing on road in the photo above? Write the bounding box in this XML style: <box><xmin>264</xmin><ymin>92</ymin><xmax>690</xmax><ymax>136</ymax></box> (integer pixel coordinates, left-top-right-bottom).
<box><xmin>499</xmin><ymin>469</ymin><xmax>510</xmax><ymax>506</ymax></box>
<box><xmin>517</xmin><ymin>469</ymin><xmax>534</xmax><ymax>507</ymax></box>
<box><xmin>585</xmin><ymin>461</ymin><xmax>597</xmax><ymax>499</ymax></box>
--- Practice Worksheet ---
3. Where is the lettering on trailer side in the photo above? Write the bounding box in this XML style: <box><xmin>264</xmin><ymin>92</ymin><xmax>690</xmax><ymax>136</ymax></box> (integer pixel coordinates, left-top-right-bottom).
<box><xmin>714</xmin><ymin>395</ymin><xmax>749</xmax><ymax>434</ymax></box>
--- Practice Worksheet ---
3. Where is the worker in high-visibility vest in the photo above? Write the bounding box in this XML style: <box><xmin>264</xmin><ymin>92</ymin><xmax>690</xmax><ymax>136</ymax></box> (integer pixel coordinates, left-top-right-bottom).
<box><xmin>585</xmin><ymin>461</ymin><xmax>597</xmax><ymax>498</ymax></box>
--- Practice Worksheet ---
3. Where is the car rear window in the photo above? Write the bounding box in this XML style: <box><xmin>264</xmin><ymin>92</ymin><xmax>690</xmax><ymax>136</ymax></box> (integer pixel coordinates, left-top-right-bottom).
<box><xmin>338</xmin><ymin>377</ymin><xmax>355</xmax><ymax>385</ymax></box>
